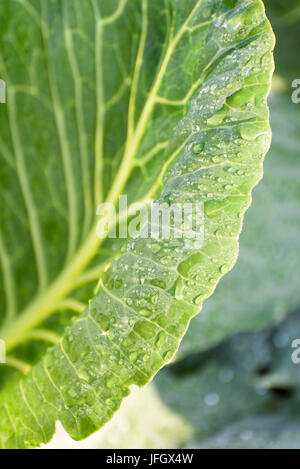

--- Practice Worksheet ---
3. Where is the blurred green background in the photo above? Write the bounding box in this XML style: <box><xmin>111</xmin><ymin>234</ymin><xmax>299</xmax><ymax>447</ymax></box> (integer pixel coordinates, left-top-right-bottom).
<box><xmin>44</xmin><ymin>0</ymin><xmax>300</xmax><ymax>449</ymax></box>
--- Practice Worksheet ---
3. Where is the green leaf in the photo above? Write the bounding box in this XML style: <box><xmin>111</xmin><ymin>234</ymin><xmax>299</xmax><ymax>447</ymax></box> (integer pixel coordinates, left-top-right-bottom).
<box><xmin>0</xmin><ymin>0</ymin><xmax>274</xmax><ymax>448</ymax></box>
<box><xmin>180</xmin><ymin>91</ymin><xmax>300</xmax><ymax>356</ymax></box>
<box><xmin>44</xmin><ymin>384</ymin><xmax>192</xmax><ymax>449</ymax></box>
<box><xmin>51</xmin><ymin>306</ymin><xmax>300</xmax><ymax>449</ymax></box>
<box><xmin>155</xmin><ymin>307</ymin><xmax>300</xmax><ymax>449</ymax></box>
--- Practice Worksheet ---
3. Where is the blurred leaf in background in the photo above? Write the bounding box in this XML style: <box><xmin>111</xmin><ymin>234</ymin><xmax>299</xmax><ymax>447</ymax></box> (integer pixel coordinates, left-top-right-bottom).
<box><xmin>265</xmin><ymin>0</ymin><xmax>300</xmax><ymax>82</ymax></box>
<box><xmin>156</xmin><ymin>307</ymin><xmax>300</xmax><ymax>449</ymax></box>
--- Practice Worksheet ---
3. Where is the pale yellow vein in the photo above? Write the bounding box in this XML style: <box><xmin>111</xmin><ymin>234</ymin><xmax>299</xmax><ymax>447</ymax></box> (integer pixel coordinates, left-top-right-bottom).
<box><xmin>6</xmin><ymin>90</ymin><xmax>48</xmax><ymax>290</ymax></box>
<box><xmin>92</xmin><ymin>0</ymin><xmax>105</xmax><ymax>205</ymax></box>
<box><xmin>63</xmin><ymin>6</ymin><xmax>93</xmax><ymax>239</ymax></box>
<box><xmin>0</xmin><ymin>231</ymin><xmax>16</xmax><ymax>324</ymax></box>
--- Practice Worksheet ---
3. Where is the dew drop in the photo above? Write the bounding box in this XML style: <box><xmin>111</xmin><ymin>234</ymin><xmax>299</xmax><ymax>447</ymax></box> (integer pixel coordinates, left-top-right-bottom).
<box><xmin>129</xmin><ymin>351</ymin><xmax>138</xmax><ymax>362</ymax></box>
<box><xmin>204</xmin><ymin>393</ymin><xmax>220</xmax><ymax>406</ymax></box>
<box><xmin>163</xmin><ymin>350</ymin><xmax>173</xmax><ymax>361</ymax></box>
<box><xmin>150</xmin><ymin>278</ymin><xmax>166</xmax><ymax>289</ymax></box>
<box><xmin>193</xmin><ymin>293</ymin><xmax>206</xmax><ymax>305</ymax></box>
<box><xmin>139</xmin><ymin>308</ymin><xmax>152</xmax><ymax>317</ymax></box>
<box><xmin>192</xmin><ymin>143</ymin><xmax>204</xmax><ymax>155</ymax></box>
<box><xmin>219</xmin><ymin>264</ymin><xmax>229</xmax><ymax>274</ymax></box>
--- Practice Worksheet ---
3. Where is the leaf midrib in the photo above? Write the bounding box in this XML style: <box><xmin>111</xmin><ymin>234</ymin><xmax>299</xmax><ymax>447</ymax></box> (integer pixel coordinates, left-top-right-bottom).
<box><xmin>1</xmin><ymin>2</ymin><xmax>204</xmax><ymax>352</ymax></box>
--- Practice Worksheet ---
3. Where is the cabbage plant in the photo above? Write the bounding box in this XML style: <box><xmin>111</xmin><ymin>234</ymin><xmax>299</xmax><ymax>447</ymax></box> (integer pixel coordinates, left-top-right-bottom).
<box><xmin>0</xmin><ymin>0</ymin><xmax>274</xmax><ymax>448</ymax></box>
